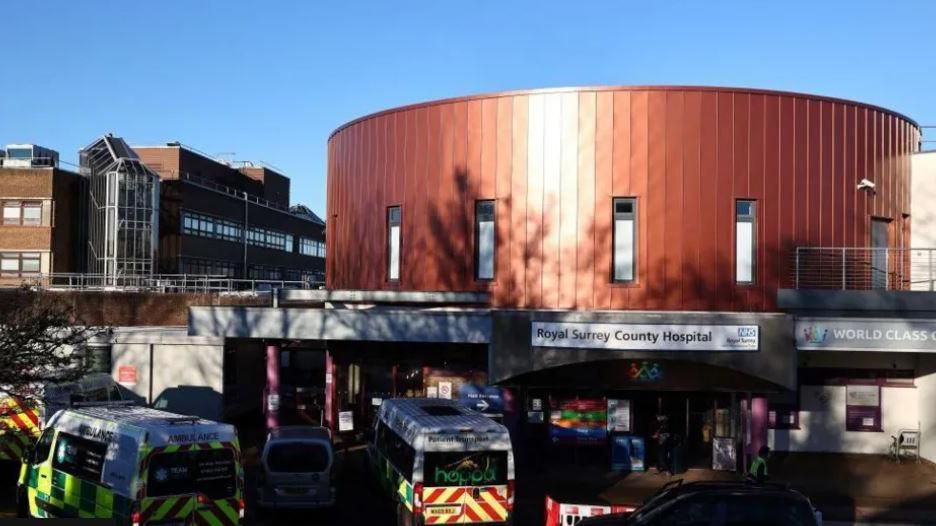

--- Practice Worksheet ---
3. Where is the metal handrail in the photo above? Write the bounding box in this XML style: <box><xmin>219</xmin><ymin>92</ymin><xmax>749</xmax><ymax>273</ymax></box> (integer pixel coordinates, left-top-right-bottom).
<box><xmin>0</xmin><ymin>273</ymin><xmax>324</xmax><ymax>294</ymax></box>
<box><xmin>792</xmin><ymin>247</ymin><xmax>936</xmax><ymax>291</ymax></box>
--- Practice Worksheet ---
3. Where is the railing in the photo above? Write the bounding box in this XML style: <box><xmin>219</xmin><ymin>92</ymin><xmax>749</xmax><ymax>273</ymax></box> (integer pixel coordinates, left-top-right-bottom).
<box><xmin>793</xmin><ymin>247</ymin><xmax>936</xmax><ymax>291</ymax></box>
<box><xmin>179</xmin><ymin>172</ymin><xmax>291</xmax><ymax>214</ymax></box>
<box><xmin>0</xmin><ymin>273</ymin><xmax>323</xmax><ymax>294</ymax></box>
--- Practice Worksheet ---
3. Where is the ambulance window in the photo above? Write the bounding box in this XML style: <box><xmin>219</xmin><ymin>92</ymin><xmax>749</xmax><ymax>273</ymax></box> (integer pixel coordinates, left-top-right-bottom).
<box><xmin>147</xmin><ymin>448</ymin><xmax>236</xmax><ymax>499</ymax></box>
<box><xmin>52</xmin><ymin>432</ymin><xmax>107</xmax><ymax>482</ymax></box>
<box><xmin>423</xmin><ymin>451</ymin><xmax>508</xmax><ymax>487</ymax></box>
<box><xmin>34</xmin><ymin>430</ymin><xmax>55</xmax><ymax>463</ymax></box>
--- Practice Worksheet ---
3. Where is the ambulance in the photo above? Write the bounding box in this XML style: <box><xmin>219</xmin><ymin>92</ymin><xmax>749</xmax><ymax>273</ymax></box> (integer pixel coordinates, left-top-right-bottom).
<box><xmin>16</xmin><ymin>405</ymin><xmax>245</xmax><ymax>525</ymax></box>
<box><xmin>370</xmin><ymin>398</ymin><xmax>515</xmax><ymax>526</ymax></box>
<box><xmin>0</xmin><ymin>373</ymin><xmax>125</xmax><ymax>462</ymax></box>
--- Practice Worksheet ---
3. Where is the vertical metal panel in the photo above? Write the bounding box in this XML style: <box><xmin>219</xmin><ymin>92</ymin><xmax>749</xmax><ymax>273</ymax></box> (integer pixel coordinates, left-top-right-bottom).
<box><xmin>526</xmin><ymin>94</ymin><xmax>545</xmax><ymax>306</ymax></box>
<box><xmin>763</xmin><ymin>96</ymin><xmax>781</xmax><ymax>298</ymax></box>
<box><xmin>646</xmin><ymin>91</ymin><xmax>667</xmax><ymax>310</ymax></box>
<box><xmin>451</xmin><ymin>101</ymin><xmax>469</xmax><ymax>285</ymax></box>
<box><xmin>424</xmin><ymin>106</ymin><xmax>443</xmax><ymax>288</ymax></box>
<box><xmin>541</xmin><ymin>94</ymin><xmax>562</xmax><ymax>307</ymax></box>
<box><xmin>466</xmin><ymin>100</ymin><xmax>484</xmax><ymax>285</ymax></box>
<box><xmin>627</xmin><ymin>91</ymin><xmax>649</xmax><ymax>310</ymax></box>
<box><xmin>820</xmin><ymin>101</ymin><xmax>834</xmax><ymax>248</ymax></box>
<box><xmin>699</xmin><ymin>92</ymin><xmax>719</xmax><ymax>304</ymax></box>
<box><xmin>715</xmin><ymin>91</ymin><xmax>734</xmax><ymax>311</ymax></box>
<box><xmin>510</xmin><ymin>96</ymin><xmax>529</xmax><ymax>307</ymax></box>
<box><xmin>576</xmin><ymin>92</ymin><xmax>597</xmax><ymax>310</ymax></box>
<box><xmin>611</xmin><ymin>91</ymin><xmax>631</xmax><ymax>309</ymax></box>
<box><xmin>593</xmin><ymin>92</ymin><xmax>614</xmax><ymax>309</ymax></box>
<box><xmin>844</xmin><ymin>105</ymin><xmax>857</xmax><ymax>247</ymax></box>
<box><xmin>665</xmin><ymin>91</ymin><xmax>685</xmax><ymax>309</ymax></box>
<box><xmin>748</xmin><ymin>94</ymin><xmax>765</xmax><ymax>310</ymax></box>
<box><xmin>494</xmin><ymin>96</ymin><xmax>513</xmax><ymax>304</ymax></box>
<box><xmin>558</xmin><ymin>92</ymin><xmax>579</xmax><ymax>309</ymax></box>
<box><xmin>682</xmin><ymin>91</ymin><xmax>703</xmax><ymax>309</ymax></box>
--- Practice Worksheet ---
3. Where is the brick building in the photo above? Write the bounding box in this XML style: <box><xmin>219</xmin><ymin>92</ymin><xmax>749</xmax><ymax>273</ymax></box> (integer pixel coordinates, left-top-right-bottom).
<box><xmin>0</xmin><ymin>144</ymin><xmax>85</xmax><ymax>281</ymax></box>
<box><xmin>133</xmin><ymin>143</ymin><xmax>325</xmax><ymax>281</ymax></box>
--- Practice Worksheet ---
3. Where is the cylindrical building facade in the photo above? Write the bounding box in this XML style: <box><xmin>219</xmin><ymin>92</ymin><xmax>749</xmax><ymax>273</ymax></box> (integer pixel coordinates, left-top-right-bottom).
<box><xmin>327</xmin><ymin>86</ymin><xmax>919</xmax><ymax>311</ymax></box>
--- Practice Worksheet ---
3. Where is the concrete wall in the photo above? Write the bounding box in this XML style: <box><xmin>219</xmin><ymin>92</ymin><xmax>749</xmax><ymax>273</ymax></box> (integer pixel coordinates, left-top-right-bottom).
<box><xmin>912</xmin><ymin>151</ymin><xmax>936</xmax><ymax>290</ymax></box>
<box><xmin>917</xmin><ymin>354</ymin><xmax>936</xmax><ymax>463</ymax></box>
<box><xmin>109</xmin><ymin>327</ymin><xmax>226</xmax><ymax>421</ymax></box>
<box><xmin>770</xmin><ymin>385</ymin><xmax>919</xmax><ymax>455</ymax></box>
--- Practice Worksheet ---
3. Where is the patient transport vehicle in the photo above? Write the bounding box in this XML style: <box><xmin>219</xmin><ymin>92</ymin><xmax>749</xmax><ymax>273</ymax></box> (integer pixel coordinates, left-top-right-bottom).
<box><xmin>370</xmin><ymin>398</ymin><xmax>515</xmax><ymax>526</ymax></box>
<box><xmin>16</xmin><ymin>405</ymin><xmax>244</xmax><ymax>525</ymax></box>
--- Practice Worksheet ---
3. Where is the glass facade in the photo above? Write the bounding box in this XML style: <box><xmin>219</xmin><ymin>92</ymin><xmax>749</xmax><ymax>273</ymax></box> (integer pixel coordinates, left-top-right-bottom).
<box><xmin>82</xmin><ymin>137</ymin><xmax>160</xmax><ymax>281</ymax></box>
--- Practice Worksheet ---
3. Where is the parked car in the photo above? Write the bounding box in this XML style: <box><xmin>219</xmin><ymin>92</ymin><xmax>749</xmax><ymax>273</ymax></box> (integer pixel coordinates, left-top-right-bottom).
<box><xmin>578</xmin><ymin>480</ymin><xmax>822</xmax><ymax>526</ymax></box>
<box><xmin>257</xmin><ymin>426</ymin><xmax>337</xmax><ymax>511</ymax></box>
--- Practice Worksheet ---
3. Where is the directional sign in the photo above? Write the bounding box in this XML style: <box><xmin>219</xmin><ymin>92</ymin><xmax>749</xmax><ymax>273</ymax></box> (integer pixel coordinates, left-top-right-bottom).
<box><xmin>458</xmin><ymin>384</ymin><xmax>505</xmax><ymax>414</ymax></box>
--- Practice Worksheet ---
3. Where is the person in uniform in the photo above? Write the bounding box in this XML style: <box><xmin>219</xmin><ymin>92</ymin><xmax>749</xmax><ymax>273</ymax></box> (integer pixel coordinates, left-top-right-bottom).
<box><xmin>748</xmin><ymin>445</ymin><xmax>770</xmax><ymax>483</ymax></box>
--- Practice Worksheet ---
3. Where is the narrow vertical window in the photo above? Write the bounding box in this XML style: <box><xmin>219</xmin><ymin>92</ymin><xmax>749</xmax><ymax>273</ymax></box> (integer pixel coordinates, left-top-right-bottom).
<box><xmin>475</xmin><ymin>200</ymin><xmax>495</xmax><ymax>280</ymax></box>
<box><xmin>387</xmin><ymin>206</ymin><xmax>401</xmax><ymax>281</ymax></box>
<box><xmin>612</xmin><ymin>198</ymin><xmax>636</xmax><ymax>282</ymax></box>
<box><xmin>736</xmin><ymin>200</ymin><xmax>756</xmax><ymax>284</ymax></box>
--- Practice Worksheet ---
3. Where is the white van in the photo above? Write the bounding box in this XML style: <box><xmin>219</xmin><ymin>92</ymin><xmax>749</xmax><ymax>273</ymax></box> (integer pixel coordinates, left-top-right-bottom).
<box><xmin>17</xmin><ymin>405</ymin><xmax>244</xmax><ymax>525</ymax></box>
<box><xmin>370</xmin><ymin>398</ymin><xmax>515</xmax><ymax>526</ymax></box>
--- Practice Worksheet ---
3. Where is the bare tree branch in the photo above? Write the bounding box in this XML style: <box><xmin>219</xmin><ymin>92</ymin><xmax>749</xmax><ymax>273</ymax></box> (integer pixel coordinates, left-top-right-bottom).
<box><xmin>0</xmin><ymin>287</ymin><xmax>110</xmax><ymax>401</ymax></box>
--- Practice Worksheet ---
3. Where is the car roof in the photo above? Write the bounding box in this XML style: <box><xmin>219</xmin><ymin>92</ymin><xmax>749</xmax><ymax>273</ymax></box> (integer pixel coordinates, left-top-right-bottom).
<box><xmin>269</xmin><ymin>426</ymin><xmax>332</xmax><ymax>442</ymax></box>
<box><xmin>580</xmin><ymin>482</ymin><xmax>814</xmax><ymax>526</ymax></box>
<box><xmin>657</xmin><ymin>480</ymin><xmax>809</xmax><ymax>498</ymax></box>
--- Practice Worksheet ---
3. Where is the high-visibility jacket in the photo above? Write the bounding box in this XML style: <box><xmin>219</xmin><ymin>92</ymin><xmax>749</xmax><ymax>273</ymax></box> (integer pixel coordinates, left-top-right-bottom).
<box><xmin>749</xmin><ymin>456</ymin><xmax>768</xmax><ymax>481</ymax></box>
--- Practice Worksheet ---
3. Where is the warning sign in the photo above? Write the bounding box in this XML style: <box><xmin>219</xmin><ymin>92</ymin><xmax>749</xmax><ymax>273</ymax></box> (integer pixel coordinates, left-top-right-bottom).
<box><xmin>117</xmin><ymin>365</ymin><xmax>137</xmax><ymax>386</ymax></box>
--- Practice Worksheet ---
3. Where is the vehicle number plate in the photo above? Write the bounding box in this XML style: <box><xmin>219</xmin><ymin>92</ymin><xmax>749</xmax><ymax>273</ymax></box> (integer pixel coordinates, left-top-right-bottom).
<box><xmin>427</xmin><ymin>506</ymin><xmax>460</xmax><ymax>515</ymax></box>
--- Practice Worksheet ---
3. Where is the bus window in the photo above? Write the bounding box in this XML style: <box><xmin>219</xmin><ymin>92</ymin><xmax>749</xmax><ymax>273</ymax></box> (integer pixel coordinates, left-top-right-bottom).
<box><xmin>377</xmin><ymin>422</ymin><xmax>415</xmax><ymax>479</ymax></box>
<box><xmin>423</xmin><ymin>451</ymin><xmax>508</xmax><ymax>487</ymax></box>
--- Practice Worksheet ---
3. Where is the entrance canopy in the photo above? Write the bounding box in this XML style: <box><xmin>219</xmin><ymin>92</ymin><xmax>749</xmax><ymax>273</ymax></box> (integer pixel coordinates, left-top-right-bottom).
<box><xmin>490</xmin><ymin>310</ymin><xmax>796</xmax><ymax>391</ymax></box>
<box><xmin>509</xmin><ymin>359</ymin><xmax>786</xmax><ymax>392</ymax></box>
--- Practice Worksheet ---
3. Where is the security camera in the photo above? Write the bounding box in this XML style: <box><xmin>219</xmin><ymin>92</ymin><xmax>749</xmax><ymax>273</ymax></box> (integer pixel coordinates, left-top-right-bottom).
<box><xmin>857</xmin><ymin>178</ymin><xmax>876</xmax><ymax>191</ymax></box>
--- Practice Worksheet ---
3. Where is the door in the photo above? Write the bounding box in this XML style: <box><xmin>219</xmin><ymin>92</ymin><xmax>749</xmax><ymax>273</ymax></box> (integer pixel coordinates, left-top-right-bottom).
<box><xmin>422</xmin><ymin>450</ymin><xmax>510</xmax><ymax>524</ymax></box>
<box><xmin>143</xmin><ymin>447</ymin><xmax>239</xmax><ymax>526</ymax></box>
<box><xmin>22</xmin><ymin>429</ymin><xmax>55</xmax><ymax>517</ymax></box>
<box><xmin>871</xmin><ymin>219</ymin><xmax>889</xmax><ymax>289</ymax></box>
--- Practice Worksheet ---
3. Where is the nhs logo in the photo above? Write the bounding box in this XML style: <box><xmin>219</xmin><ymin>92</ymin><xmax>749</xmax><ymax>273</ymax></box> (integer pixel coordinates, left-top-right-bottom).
<box><xmin>738</xmin><ymin>327</ymin><xmax>757</xmax><ymax>338</ymax></box>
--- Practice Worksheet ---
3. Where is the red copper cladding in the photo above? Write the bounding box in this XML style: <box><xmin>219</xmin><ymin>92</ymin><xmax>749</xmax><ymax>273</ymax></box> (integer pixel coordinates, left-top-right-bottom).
<box><xmin>326</xmin><ymin>86</ymin><xmax>919</xmax><ymax>312</ymax></box>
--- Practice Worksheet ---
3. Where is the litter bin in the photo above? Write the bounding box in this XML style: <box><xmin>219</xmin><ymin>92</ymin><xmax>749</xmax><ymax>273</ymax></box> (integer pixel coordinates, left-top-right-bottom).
<box><xmin>670</xmin><ymin>442</ymin><xmax>688</xmax><ymax>475</ymax></box>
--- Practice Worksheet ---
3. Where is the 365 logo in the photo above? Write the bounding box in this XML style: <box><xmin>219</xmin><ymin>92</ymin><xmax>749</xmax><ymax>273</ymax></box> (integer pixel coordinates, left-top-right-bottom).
<box><xmin>803</xmin><ymin>324</ymin><xmax>829</xmax><ymax>344</ymax></box>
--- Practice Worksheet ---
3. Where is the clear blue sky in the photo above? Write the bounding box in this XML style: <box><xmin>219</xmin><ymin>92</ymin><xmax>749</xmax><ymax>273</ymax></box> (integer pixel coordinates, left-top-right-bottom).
<box><xmin>2</xmin><ymin>1</ymin><xmax>934</xmax><ymax>217</ymax></box>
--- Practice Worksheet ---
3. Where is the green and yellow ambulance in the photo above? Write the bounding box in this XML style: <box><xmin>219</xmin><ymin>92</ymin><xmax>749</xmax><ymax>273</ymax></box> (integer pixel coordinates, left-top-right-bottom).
<box><xmin>0</xmin><ymin>373</ymin><xmax>124</xmax><ymax>462</ymax></box>
<box><xmin>17</xmin><ymin>405</ymin><xmax>244</xmax><ymax>525</ymax></box>
<box><xmin>369</xmin><ymin>398</ymin><xmax>515</xmax><ymax>526</ymax></box>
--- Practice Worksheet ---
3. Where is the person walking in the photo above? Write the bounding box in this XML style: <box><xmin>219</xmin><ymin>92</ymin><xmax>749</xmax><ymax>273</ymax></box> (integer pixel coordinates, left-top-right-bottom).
<box><xmin>748</xmin><ymin>445</ymin><xmax>770</xmax><ymax>483</ymax></box>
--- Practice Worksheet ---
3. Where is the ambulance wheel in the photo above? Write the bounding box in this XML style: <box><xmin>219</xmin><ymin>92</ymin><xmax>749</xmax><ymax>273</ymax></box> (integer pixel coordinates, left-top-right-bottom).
<box><xmin>396</xmin><ymin>502</ymin><xmax>414</xmax><ymax>526</ymax></box>
<box><xmin>16</xmin><ymin>487</ymin><xmax>29</xmax><ymax>518</ymax></box>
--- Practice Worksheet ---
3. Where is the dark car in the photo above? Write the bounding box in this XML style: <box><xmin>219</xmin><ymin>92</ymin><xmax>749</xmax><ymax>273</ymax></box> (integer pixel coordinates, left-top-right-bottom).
<box><xmin>578</xmin><ymin>481</ymin><xmax>822</xmax><ymax>526</ymax></box>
